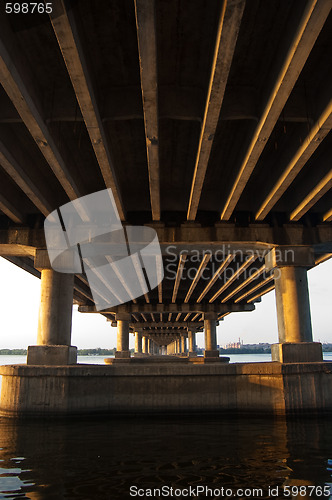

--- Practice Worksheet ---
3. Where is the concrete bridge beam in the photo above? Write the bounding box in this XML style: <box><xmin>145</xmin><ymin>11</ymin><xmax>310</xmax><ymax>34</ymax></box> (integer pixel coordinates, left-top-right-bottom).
<box><xmin>27</xmin><ymin>269</ymin><xmax>77</xmax><ymax>365</ymax></box>
<box><xmin>266</xmin><ymin>247</ymin><xmax>323</xmax><ymax>363</ymax></box>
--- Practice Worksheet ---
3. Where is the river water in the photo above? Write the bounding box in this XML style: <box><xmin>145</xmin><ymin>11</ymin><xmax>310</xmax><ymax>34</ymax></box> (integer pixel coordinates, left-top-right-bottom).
<box><xmin>1</xmin><ymin>353</ymin><xmax>332</xmax><ymax>366</ymax></box>
<box><xmin>0</xmin><ymin>355</ymin><xmax>331</xmax><ymax>499</ymax></box>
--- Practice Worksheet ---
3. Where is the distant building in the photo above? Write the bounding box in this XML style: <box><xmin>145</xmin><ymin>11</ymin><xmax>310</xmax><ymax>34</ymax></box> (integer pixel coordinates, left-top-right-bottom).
<box><xmin>224</xmin><ymin>338</ymin><xmax>244</xmax><ymax>349</ymax></box>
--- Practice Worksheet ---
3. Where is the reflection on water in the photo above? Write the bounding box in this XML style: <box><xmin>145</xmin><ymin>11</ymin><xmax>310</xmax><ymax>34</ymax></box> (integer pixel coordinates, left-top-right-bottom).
<box><xmin>0</xmin><ymin>416</ymin><xmax>331</xmax><ymax>499</ymax></box>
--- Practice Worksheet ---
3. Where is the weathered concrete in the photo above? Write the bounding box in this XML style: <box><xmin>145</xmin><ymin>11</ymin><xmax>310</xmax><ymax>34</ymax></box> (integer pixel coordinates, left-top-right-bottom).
<box><xmin>134</xmin><ymin>332</ymin><xmax>142</xmax><ymax>353</ymax></box>
<box><xmin>272</xmin><ymin>342</ymin><xmax>323</xmax><ymax>363</ymax></box>
<box><xmin>116</xmin><ymin>313</ymin><xmax>130</xmax><ymax>357</ymax></box>
<box><xmin>27</xmin><ymin>269</ymin><xmax>76</xmax><ymax>365</ymax></box>
<box><xmin>36</xmin><ymin>269</ymin><xmax>74</xmax><ymax>346</ymax></box>
<box><xmin>265</xmin><ymin>247</ymin><xmax>322</xmax><ymax>363</ymax></box>
<box><xmin>188</xmin><ymin>330</ymin><xmax>196</xmax><ymax>354</ymax></box>
<box><xmin>1</xmin><ymin>362</ymin><xmax>331</xmax><ymax>417</ymax></box>
<box><xmin>204</xmin><ymin>315</ymin><xmax>218</xmax><ymax>352</ymax></box>
<box><xmin>180</xmin><ymin>335</ymin><xmax>187</xmax><ymax>353</ymax></box>
<box><xmin>274</xmin><ymin>266</ymin><xmax>313</xmax><ymax>343</ymax></box>
<box><xmin>142</xmin><ymin>336</ymin><xmax>148</xmax><ymax>354</ymax></box>
<box><xmin>204</xmin><ymin>315</ymin><xmax>219</xmax><ymax>359</ymax></box>
<box><xmin>27</xmin><ymin>345</ymin><xmax>77</xmax><ymax>366</ymax></box>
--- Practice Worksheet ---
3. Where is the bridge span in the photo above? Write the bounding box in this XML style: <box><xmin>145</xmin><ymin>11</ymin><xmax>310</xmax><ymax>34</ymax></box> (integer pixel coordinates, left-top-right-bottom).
<box><xmin>0</xmin><ymin>0</ymin><xmax>331</xmax><ymax>416</ymax></box>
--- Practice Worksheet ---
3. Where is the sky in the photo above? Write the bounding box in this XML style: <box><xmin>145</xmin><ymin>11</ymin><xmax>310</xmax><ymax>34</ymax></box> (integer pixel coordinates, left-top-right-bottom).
<box><xmin>0</xmin><ymin>256</ymin><xmax>331</xmax><ymax>349</ymax></box>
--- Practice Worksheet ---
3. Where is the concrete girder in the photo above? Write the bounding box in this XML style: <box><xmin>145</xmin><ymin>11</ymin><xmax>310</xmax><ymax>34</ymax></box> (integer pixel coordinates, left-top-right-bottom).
<box><xmin>323</xmin><ymin>208</ymin><xmax>332</xmax><ymax>222</ymax></box>
<box><xmin>290</xmin><ymin>169</ymin><xmax>332</xmax><ymax>222</ymax></box>
<box><xmin>247</xmin><ymin>284</ymin><xmax>275</xmax><ymax>304</ymax></box>
<box><xmin>134</xmin><ymin>0</ymin><xmax>160</xmax><ymax>221</ymax></box>
<box><xmin>197</xmin><ymin>254</ymin><xmax>234</xmax><ymax>303</ymax></box>
<box><xmin>0</xmin><ymin>195</ymin><xmax>24</xmax><ymax>224</ymax></box>
<box><xmin>50</xmin><ymin>0</ymin><xmax>125</xmax><ymax>220</ymax></box>
<box><xmin>234</xmin><ymin>275</ymin><xmax>274</xmax><ymax>303</ymax></box>
<box><xmin>187</xmin><ymin>0</ymin><xmax>246</xmax><ymax>220</ymax></box>
<box><xmin>0</xmin><ymin>85</ymin><xmax>321</xmax><ymax>126</ymax></box>
<box><xmin>256</xmin><ymin>100</ymin><xmax>332</xmax><ymax>221</ymax></box>
<box><xmin>220</xmin><ymin>0</ymin><xmax>332</xmax><ymax>221</ymax></box>
<box><xmin>171</xmin><ymin>253</ymin><xmax>187</xmax><ymax>302</ymax></box>
<box><xmin>0</xmin><ymin>226</ymin><xmax>331</xmax><ymax>256</ymax></box>
<box><xmin>209</xmin><ymin>254</ymin><xmax>258</xmax><ymax>302</ymax></box>
<box><xmin>128</xmin><ymin>322</ymin><xmax>203</xmax><ymax>329</ymax></box>
<box><xmin>184</xmin><ymin>253</ymin><xmax>211</xmax><ymax>303</ymax></box>
<box><xmin>0</xmin><ymin>141</ymin><xmax>53</xmax><ymax>217</ymax></box>
<box><xmin>0</xmin><ymin>16</ymin><xmax>84</xmax><ymax>207</ymax></box>
<box><xmin>221</xmin><ymin>264</ymin><xmax>268</xmax><ymax>303</ymax></box>
<box><xmin>78</xmin><ymin>303</ymin><xmax>255</xmax><ymax>314</ymax></box>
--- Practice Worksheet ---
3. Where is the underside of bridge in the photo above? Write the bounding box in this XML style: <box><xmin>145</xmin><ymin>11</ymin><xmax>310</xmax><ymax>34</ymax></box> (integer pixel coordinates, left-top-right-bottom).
<box><xmin>0</xmin><ymin>0</ymin><xmax>331</xmax><ymax>415</ymax></box>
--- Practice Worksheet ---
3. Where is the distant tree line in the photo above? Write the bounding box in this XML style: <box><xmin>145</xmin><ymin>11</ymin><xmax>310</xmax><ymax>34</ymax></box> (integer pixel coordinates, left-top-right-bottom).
<box><xmin>1</xmin><ymin>345</ymin><xmax>331</xmax><ymax>355</ymax></box>
<box><xmin>77</xmin><ymin>348</ymin><xmax>116</xmax><ymax>356</ymax></box>
<box><xmin>0</xmin><ymin>349</ymin><xmax>27</xmax><ymax>355</ymax></box>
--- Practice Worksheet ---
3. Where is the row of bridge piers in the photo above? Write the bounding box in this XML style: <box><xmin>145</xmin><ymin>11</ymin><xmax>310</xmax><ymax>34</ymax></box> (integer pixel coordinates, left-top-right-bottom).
<box><xmin>134</xmin><ymin>329</ymin><xmax>197</xmax><ymax>356</ymax></box>
<box><xmin>0</xmin><ymin>245</ymin><xmax>330</xmax><ymax>417</ymax></box>
<box><xmin>25</xmin><ymin>246</ymin><xmax>324</xmax><ymax>366</ymax></box>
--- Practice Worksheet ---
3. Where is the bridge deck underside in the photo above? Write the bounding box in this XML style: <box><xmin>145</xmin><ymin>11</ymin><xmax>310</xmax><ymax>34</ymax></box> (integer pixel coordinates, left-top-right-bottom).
<box><xmin>0</xmin><ymin>0</ymin><xmax>331</xmax><ymax>335</ymax></box>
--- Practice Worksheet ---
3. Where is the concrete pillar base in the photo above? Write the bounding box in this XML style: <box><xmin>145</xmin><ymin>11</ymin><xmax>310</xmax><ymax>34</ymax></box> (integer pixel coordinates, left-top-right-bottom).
<box><xmin>271</xmin><ymin>343</ymin><xmax>323</xmax><ymax>363</ymax></box>
<box><xmin>27</xmin><ymin>345</ymin><xmax>77</xmax><ymax>365</ymax></box>
<box><xmin>204</xmin><ymin>350</ymin><xmax>220</xmax><ymax>358</ymax></box>
<box><xmin>114</xmin><ymin>350</ymin><xmax>131</xmax><ymax>359</ymax></box>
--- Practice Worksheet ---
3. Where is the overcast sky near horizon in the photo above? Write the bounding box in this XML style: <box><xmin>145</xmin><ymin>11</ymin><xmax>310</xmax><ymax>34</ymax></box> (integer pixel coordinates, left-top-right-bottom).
<box><xmin>0</xmin><ymin>256</ymin><xmax>331</xmax><ymax>349</ymax></box>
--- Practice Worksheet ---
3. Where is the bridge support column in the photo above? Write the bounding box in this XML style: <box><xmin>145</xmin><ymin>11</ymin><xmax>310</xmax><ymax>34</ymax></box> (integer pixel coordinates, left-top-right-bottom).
<box><xmin>188</xmin><ymin>330</ymin><xmax>197</xmax><ymax>357</ymax></box>
<box><xmin>115</xmin><ymin>313</ymin><xmax>131</xmax><ymax>359</ymax></box>
<box><xmin>174</xmin><ymin>339</ymin><xmax>177</xmax><ymax>354</ymax></box>
<box><xmin>266</xmin><ymin>247</ymin><xmax>322</xmax><ymax>363</ymax></box>
<box><xmin>204</xmin><ymin>313</ymin><xmax>219</xmax><ymax>358</ymax></box>
<box><xmin>174</xmin><ymin>340</ymin><xmax>178</xmax><ymax>354</ymax></box>
<box><xmin>181</xmin><ymin>335</ymin><xmax>187</xmax><ymax>354</ymax></box>
<box><xmin>27</xmin><ymin>266</ymin><xmax>77</xmax><ymax>365</ymax></box>
<box><xmin>177</xmin><ymin>338</ymin><xmax>181</xmax><ymax>354</ymax></box>
<box><xmin>134</xmin><ymin>332</ymin><xmax>142</xmax><ymax>354</ymax></box>
<box><xmin>142</xmin><ymin>336</ymin><xmax>148</xmax><ymax>354</ymax></box>
<box><xmin>169</xmin><ymin>341</ymin><xmax>176</xmax><ymax>355</ymax></box>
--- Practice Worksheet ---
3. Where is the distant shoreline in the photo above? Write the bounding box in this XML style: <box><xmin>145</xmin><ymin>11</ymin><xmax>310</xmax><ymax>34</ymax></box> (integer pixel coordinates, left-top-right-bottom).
<box><xmin>1</xmin><ymin>345</ymin><xmax>332</xmax><ymax>355</ymax></box>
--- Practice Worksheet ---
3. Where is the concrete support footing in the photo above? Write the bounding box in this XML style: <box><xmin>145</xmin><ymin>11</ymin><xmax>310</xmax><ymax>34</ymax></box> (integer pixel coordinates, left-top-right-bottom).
<box><xmin>27</xmin><ymin>345</ymin><xmax>77</xmax><ymax>365</ymax></box>
<box><xmin>272</xmin><ymin>343</ymin><xmax>323</xmax><ymax>363</ymax></box>
<box><xmin>204</xmin><ymin>350</ymin><xmax>220</xmax><ymax>358</ymax></box>
<box><xmin>2</xmin><ymin>361</ymin><xmax>331</xmax><ymax>417</ymax></box>
<box><xmin>114</xmin><ymin>350</ymin><xmax>131</xmax><ymax>359</ymax></box>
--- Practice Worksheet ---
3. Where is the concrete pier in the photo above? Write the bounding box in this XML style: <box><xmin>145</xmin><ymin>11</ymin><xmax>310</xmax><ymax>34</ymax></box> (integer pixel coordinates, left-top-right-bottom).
<box><xmin>266</xmin><ymin>248</ymin><xmax>323</xmax><ymax>363</ymax></box>
<box><xmin>27</xmin><ymin>268</ymin><xmax>77</xmax><ymax>366</ymax></box>
<box><xmin>188</xmin><ymin>330</ymin><xmax>196</xmax><ymax>355</ymax></box>
<box><xmin>1</xmin><ymin>361</ymin><xmax>332</xmax><ymax>417</ymax></box>
<box><xmin>181</xmin><ymin>335</ymin><xmax>187</xmax><ymax>354</ymax></box>
<box><xmin>204</xmin><ymin>315</ymin><xmax>219</xmax><ymax>358</ymax></box>
<box><xmin>142</xmin><ymin>336</ymin><xmax>148</xmax><ymax>354</ymax></box>
<box><xmin>115</xmin><ymin>313</ymin><xmax>130</xmax><ymax>359</ymax></box>
<box><xmin>134</xmin><ymin>332</ymin><xmax>142</xmax><ymax>354</ymax></box>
